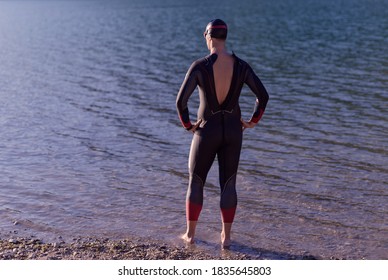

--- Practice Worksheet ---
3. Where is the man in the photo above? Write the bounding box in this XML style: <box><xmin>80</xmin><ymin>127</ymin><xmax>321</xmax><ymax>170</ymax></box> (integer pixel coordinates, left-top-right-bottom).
<box><xmin>176</xmin><ymin>19</ymin><xmax>269</xmax><ymax>248</ymax></box>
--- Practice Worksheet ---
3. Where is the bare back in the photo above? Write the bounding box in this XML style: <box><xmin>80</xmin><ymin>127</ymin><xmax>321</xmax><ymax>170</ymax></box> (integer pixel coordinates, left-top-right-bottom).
<box><xmin>212</xmin><ymin>53</ymin><xmax>235</xmax><ymax>105</ymax></box>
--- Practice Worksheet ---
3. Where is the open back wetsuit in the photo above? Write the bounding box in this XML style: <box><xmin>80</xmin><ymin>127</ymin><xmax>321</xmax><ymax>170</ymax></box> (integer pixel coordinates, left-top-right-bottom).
<box><xmin>176</xmin><ymin>53</ymin><xmax>269</xmax><ymax>223</ymax></box>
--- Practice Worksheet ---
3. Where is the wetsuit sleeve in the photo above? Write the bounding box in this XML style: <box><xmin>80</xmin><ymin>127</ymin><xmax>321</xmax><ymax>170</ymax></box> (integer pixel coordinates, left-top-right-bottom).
<box><xmin>245</xmin><ymin>65</ymin><xmax>269</xmax><ymax>124</ymax></box>
<box><xmin>176</xmin><ymin>64</ymin><xmax>198</xmax><ymax>130</ymax></box>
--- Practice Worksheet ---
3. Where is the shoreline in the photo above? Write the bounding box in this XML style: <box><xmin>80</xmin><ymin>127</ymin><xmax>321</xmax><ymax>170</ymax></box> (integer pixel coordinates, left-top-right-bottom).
<box><xmin>0</xmin><ymin>222</ymin><xmax>320</xmax><ymax>260</ymax></box>
<box><xmin>0</xmin><ymin>235</ymin><xmax>325</xmax><ymax>260</ymax></box>
<box><xmin>0</xmin><ymin>227</ymin><xmax>345</xmax><ymax>260</ymax></box>
<box><xmin>0</xmin><ymin>236</ymin><xmax>253</xmax><ymax>260</ymax></box>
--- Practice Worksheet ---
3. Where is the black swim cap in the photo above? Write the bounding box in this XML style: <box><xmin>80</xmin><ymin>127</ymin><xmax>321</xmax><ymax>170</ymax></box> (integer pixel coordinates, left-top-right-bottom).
<box><xmin>205</xmin><ymin>19</ymin><xmax>227</xmax><ymax>40</ymax></box>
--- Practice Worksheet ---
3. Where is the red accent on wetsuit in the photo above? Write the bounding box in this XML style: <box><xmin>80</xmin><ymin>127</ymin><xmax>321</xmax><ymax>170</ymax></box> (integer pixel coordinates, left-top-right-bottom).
<box><xmin>186</xmin><ymin>201</ymin><xmax>202</xmax><ymax>221</ymax></box>
<box><xmin>221</xmin><ymin>207</ymin><xmax>237</xmax><ymax>223</ymax></box>
<box><xmin>208</xmin><ymin>25</ymin><xmax>227</xmax><ymax>29</ymax></box>
<box><xmin>179</xmin><ymin>114</ymin><xmax>192</xmax><ymax>129</ymax></box>
<box><xmin>250</xmin><ymin>108</ymin><xmax>265</xmax><ymax>124</ymax></box>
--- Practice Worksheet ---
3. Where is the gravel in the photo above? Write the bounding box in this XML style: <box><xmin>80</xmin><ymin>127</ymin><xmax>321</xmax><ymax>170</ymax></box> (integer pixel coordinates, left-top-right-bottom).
<box><xmin>0</xmin><ymin>237</ymin><xmax>252</xmax><ymax>260</ymax></box>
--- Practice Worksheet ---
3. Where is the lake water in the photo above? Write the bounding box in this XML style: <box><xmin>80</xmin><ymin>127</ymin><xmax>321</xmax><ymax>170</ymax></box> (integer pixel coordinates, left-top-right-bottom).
<box><xmin>0</xmin><ymin>0</ymin><xmax>387</xmax><ymax>259</ymax></box>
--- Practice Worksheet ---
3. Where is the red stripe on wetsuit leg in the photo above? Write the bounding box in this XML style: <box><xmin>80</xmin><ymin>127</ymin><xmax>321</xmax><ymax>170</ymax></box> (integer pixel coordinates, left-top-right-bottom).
<box><xmin>221</xmin><ymin>207</ymin><xmax>237</xmax><ymax>223</ymax></box>
<box><xmin>186</xmin><ymin>201</ymin><xmax>202</xmax><ymax>221</ymax></box>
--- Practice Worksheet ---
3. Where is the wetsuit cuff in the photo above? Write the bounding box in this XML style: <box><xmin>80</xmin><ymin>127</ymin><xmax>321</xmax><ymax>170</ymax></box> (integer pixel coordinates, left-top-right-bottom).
<box><xmin>249</xmin><ymin>117</ymin><xmax>259</xmax><ymax>124</ymax></box>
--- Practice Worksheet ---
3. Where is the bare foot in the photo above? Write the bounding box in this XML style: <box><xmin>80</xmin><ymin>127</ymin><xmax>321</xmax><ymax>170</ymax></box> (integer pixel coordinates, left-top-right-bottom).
<box><xmin>181</xmin><ymin>233</ymin><xmax>195</xmax><ymax>244</ymax></box>
<box><xmin>221</xmin><ymin>232</ymin><xmax>231</xmax><ymax>249</ymax></box>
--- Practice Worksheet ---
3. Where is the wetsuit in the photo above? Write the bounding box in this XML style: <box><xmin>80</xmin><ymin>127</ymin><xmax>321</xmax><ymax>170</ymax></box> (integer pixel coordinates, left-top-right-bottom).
<box><xmin>176</xmin><ymin>53</ymin><xmax>269</xmax><ymax>223</ymax></box>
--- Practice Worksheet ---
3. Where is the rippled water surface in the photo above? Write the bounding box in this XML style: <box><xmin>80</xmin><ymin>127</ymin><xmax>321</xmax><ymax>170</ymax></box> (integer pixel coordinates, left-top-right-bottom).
<box><xmin>0</xmin><ymin>0</ymin><xmax>387</xmax><ymax>259</ymax></box>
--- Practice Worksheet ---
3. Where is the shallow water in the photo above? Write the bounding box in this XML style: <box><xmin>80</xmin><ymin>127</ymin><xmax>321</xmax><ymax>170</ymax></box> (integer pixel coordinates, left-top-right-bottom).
<box><xmin>0</xmin><ymin>0</ymin><xmax>387</xmax><ymax>259</ymax></box>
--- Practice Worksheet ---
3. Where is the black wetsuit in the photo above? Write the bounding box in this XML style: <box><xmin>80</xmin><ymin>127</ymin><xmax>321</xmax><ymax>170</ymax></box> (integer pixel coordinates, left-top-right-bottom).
<box><xmin>176</xmin><ymin>53</ymin><xmax>269</xmax><ymax>223</ymax></box>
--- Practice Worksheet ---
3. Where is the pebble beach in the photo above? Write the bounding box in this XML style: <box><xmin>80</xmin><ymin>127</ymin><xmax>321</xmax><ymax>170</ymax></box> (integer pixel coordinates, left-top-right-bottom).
<box><xmin>0</xmin><ymin>236</ymin><xmax>253</xmax><ymax>260</ymax></box>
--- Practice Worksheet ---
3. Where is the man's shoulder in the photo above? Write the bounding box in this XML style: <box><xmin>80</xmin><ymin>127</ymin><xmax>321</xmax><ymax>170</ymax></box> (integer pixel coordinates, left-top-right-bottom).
<box><xmin>233</xmin><ymin>53</ymin><xmax>250</xmax><ymax>68</ymax></box>
<box><xmin>192</xmin><ymin>54</ymin><xmax>214</xmax><ymax>66</ymax></box>
<box><xmin>187</xmin><ymin>55</ymin><xmax>213</xmax><ymax>72</ymax></box>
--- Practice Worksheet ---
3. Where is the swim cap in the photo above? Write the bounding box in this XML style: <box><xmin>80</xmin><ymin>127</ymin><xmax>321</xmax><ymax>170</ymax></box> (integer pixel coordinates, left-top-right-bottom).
<box><xmin>204</xmin><ymin>19</ymin><xmax>227</xmax><ymax>40</ymax></box>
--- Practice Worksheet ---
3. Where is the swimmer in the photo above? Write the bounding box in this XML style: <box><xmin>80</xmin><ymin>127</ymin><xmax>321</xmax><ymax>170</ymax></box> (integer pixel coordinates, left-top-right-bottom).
<box><xmin>176</xmin><ymin>19</ymin><xmax>269</xmax><ymax>249</ymax></box>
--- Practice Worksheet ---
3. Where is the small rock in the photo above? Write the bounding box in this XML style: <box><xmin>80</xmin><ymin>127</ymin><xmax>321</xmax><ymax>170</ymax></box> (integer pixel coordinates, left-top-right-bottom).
<box><xmin>32</xmin><ymin>239</ymin><xmax>42</xmax><ymax>245</ymax></box>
